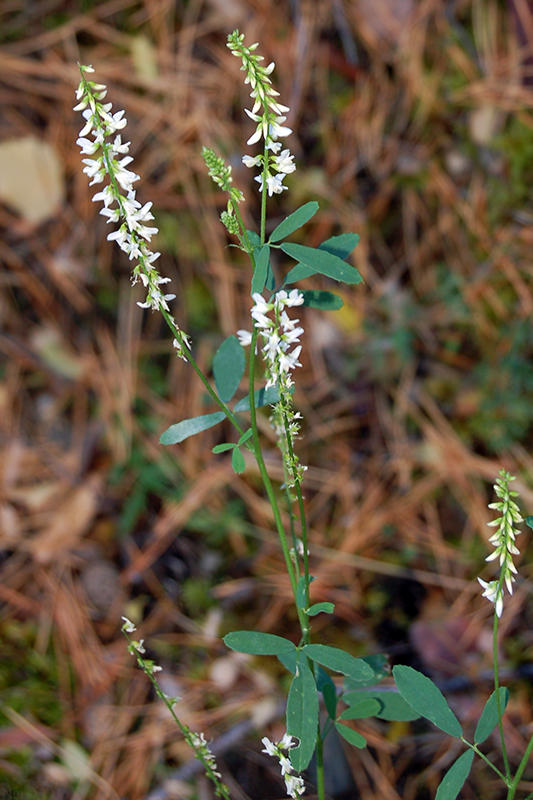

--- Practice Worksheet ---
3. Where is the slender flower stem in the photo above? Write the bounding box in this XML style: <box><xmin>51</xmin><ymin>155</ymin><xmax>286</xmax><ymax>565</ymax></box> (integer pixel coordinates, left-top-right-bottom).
<box><xmin>493</xmin><ymin>611</ymin><xmax>511</xmax><ymax>781</ymax></box>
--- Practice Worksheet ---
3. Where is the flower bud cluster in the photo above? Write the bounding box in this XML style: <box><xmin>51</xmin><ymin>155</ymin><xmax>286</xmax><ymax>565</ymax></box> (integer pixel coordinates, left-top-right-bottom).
<box><xmin>227</xmin><ymin>30</ymin><xmax>296</xmax><ymax>196</ymax></box>
<box><xmin>478</xmin><ymin>470</ymin><xmax>523</xmax><ymax>618</ymax></box>
<box><xmin>261</xmin><ymin>735</ymin><xmax>305</xmax><ymax>798</ymax></box>
<box><xmin>74</xmin><ymin>65</ymin><xmax>190</xmax><ymax>359</ymax></box>
<box><xmin>202</xmin><ymin>146</ymin><xmax>245</xmax><ymax>235</ymax></box>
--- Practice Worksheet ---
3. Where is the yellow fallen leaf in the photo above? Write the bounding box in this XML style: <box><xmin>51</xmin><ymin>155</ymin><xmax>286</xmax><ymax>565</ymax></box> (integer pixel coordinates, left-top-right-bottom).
<box><xmin>0</xmin><ymin>136</ymin><xmax>64</xmax><ymax>224</ymax></box>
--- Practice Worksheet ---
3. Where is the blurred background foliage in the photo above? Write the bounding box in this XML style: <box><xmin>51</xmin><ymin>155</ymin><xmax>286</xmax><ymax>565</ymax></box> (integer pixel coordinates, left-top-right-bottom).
<box><xmin>1</xmin><ymin>0</ymin><xmax>533</xmax><ymax>798</ymax></box>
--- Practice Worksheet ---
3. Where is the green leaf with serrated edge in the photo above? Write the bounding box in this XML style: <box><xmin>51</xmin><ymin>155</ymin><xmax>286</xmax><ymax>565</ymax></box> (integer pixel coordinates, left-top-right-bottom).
<box><xmin>343</xmin><ymin>690</ymin><xmax>421</xmax><ymax>722</ymax></box>
<box><xmin>284</xmin><ymin>263</ymin><xmax>315</xmax><ymax>285</ymax></box>
<box><xmin>316</xmin><ymin>666</ymin><xmax>337</xmax><ymax>720</ymax></box>
<box><xmin>474</xmin><ymin>688</ymin><xmax>509</xmax><ymax>744</ymax></box>
<box><xmin>334</xmin><ymin>723</ymin><xmax>367</xmax><ymax>749</ymax></box>
<box><xmin>435</xmin><ymin>750</ymin><xmax>474</xmax><ymax>800</ymax></box>
<box><xmin>392</xmin><ymin>665</ymin><xmax>462</xmax><ymax>737</ymax></box>
<box><xmin>232</xmin><ymin>447</ymin><xmax>246</xmax><ymax>474</ymax></box>
<box><xmin>234</xmin><ymin>385</ymin><xmax>282</xmax><ymax>412</ymax></box>
<box><xmin>238</xmin><ymin>428</ymin><xmax>253</xmax><ymax>445</ymax></box>
<box><xmin>251</xmin><ymin>245</ymin><xmax>270</xmax><ymax>296</ymax></box>
<box><xmin>300</xmin><ymin>290</ymin><xmax>344</xmax><ymax>310</ymax></box>
<box><xmin>269</xmin><ymin>201</ymin><xmax>320</xmax><ymax>243</ymax></box>
<box><xmin>160</xmin><ymin>412</ymin><xmax>225</xmax><ymax>445</ymax></box>
<box><xmin>525</xmin><ymin>515</ymin><xmax>533</xmax><ymax>530</ymax></box>
<box><xmin>287</xmin><ymin>660</ymin><xmax>319</xmax><ymax>772</ymax></box>
<box><xmin>213</xmin><ymin>336</ymin><xmax>245</xmax><ymax>403</ymax></box>
<box><xmin>340</xmin><ymin>698</ymin><xmax>381</xmax><ymax>720</ymax></box>
<box><xmin>306</xmin><ymin>602</ymin><xmax>335</xmax><ymax>616</ymax></box>
<box><xmin>319</xmin><ymin>233</ymin><xmax>360</xmax><ymax>261</ymax></box>
<box><xmin>212</xmin><ymin>442</ymin><xmax>235</xmax><ymax>454</ymax></box>
<box><xmin>224</xmin><ymin>631</ymin><xmax>296</xmax><ymax>656</ymax></box>
<box><xmin>303</xmin><ymin>644</ymin><xmax>375</xmax><ymax>682</ymax></box>
<box><xmin>281</xmin><ymin>243</ymin><xmax>363</xmax><ymax>285</ymax></box>
<box><xmin>278</xmin><ymin>650</ymin><xmax>297</xmax><ymax>675</ymax></box>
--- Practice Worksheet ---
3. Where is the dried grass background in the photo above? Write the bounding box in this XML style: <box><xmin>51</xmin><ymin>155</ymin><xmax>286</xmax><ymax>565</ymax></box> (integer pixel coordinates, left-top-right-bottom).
<box><xmin>2</xmin><ymin>0</ymin><xmax>533</xmax><ymax>798</ymax></box>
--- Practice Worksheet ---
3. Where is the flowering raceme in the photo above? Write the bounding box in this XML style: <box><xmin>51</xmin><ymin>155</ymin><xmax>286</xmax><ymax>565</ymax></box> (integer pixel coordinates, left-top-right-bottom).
<box><xmin>227</xmin><ymin>31</ymin><xmax>296</xmax><ymax>196</ymax></box>
<box><xmin>74</xmin><ymin>65</ymin><xmax>190</xmax><ymax>359</ymax></box>
<box><xmin>478</xmin><ymin>470</ymin><xmax>523</xmax><ymax>618</ymax></box>
<box><xmin>261</xmin><ymin>735</ymin><xmax>305</xmax><ymax>798</ymax></box>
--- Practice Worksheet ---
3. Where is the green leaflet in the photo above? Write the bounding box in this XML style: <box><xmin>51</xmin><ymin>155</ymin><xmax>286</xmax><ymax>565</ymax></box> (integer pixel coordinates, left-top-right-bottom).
<box><xmin>303</xmin><ymin>644</ymin><xmax>375</xmax><ymax>683</ymax></box>
<box><xmin>339</xmin><ymin>698</ymin><xmax>381</xmax><ymax>720</ymax></box>
<box><xmin>435</xmin><ymin>750</ymin><xmax>474</xmax><ymax>800</ymax></box>
<box><xmin>251</xmin><ymin>245</ymin><xmax>270</xmax><ymax>296</ymax></box>
<box><xmin>392</xmin><ymin>665</ymin><xmax>462</xmax><ymax>737</ymax></box>
<box><xmin>474</xmin><ymin>688</ymin><xmax>509</xmax><ymax>744</ymax></box>
<box><xmin>306</xmin><ymin>602</ymin><xmax>335</xmax><ymax>616</ymax></box>
<box><xmin>343</xmin><ymin>690</ymin><xmax>421</xmax><ymax>721</ymax></box>
<box><xmin>319</xmin><ymin>233</ymin><xmax>360</xmax><ymax>261</ymax></box>
<box><xmin>234</xmin><ymin>385</ymin><xmax>285</xmax><ymax>411</ymax></box>
<box><xmin>269</xmin><ymin>202</ymin><xmax>319</xmax><ymax>242</ymax></box>
<box><xmin>287</xmin><ymin>660</ymin><xmax>318</xmax><ymax>772</ymax></box>
<box><xmin>300</xmin><ymin>290</ymin><xmax>344</xmax><ymax>310</ymax></box>
<box><xmin>334</xmin><ymin>722</ymin><xmax>367</xmax><ymax>749</ymax></box>
<box><xmin>213</xmin><ymin>336</ymin><xmax>245</xmax><ymax>402</ymax></box>
<box><xmin>281</xmin><ymin>242</ymin><xmax>363</xmax><ymax>285</ymax></box>
<box><xmin>160</xmin><ymin>411</ymin><xmax>225</xmax><ymax>445</ymax></box>
<box><xmin>224</xmin><ymin>631</ymin><xmax>296</xmax><ymax>656</ymax></box>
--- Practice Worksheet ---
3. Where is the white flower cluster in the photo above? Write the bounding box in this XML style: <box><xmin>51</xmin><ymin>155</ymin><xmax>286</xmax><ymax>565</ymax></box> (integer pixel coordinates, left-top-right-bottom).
<box><xmin>238</xmin><ymin>289</ymin><xmax>306</xmax><ymax>486</ymax></box>
<box><xmin>478</xmin><ymin>470</ymin><xmax>523</xmax><ymax>618</ymax></box>
<box><xmin>227</xmin><ymin>31</ymin><xmax>296</xmax><ymax>196</ymax></box>
<box><xmin>262</xmin><ymin>735</ymin><xmax>305</xmax><ymax>799</ymax></box>
<box><xmin>74</xmin><ymin>65</ymin><xmax>190</xmax><ymax>359</ymax></box>
<box><xmin>121</xmin><ymin>617</ymin><xmax>163</xmax><ymax>673</ymax></box>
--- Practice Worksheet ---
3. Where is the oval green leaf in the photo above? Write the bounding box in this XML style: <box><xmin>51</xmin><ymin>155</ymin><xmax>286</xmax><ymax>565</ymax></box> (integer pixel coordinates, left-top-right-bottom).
<box><xmin>306</xmin><ymin>602</ymin><xmax>335</xmax><ymax>616</ymax></box>
<box><xmin>231</xmin><ymin>447</ymin><xmax>246</xmax><ymax>474</ymax></box>
<box><xmin>224</xmin><ymin>631</ymin><xmax>296</xmax><ymax>656</ymax></box>
<box><xmin>340</xmin><ymin>698</ymin><xmax>381</xmax><ymax>720</ymax></box>
<box><xmin>287</xmin><ymin>660</ymin><xmax>319</xmax><ymax>772</ymax></box>
<box><xmin>270</xmin><ymin>201</ymin><xmax>319</xmax><ymax>243</ymax></box>
<box><xmin>474</xmin><ymin>688</ymin><xmax>509</xmax><ymax>744</ymax></box>
<box><xmin>435</xmin><ymin>750</ymin><xmax>474</xmax><ymax>800</ymax></box>
<box><xmin>334</xmin><ymin>722</ymin><xmax>367</xmax><ymax>749</ymax></box>
<box><xmin>303</xmin><ymin>644</ymin><xmax>375</xmax><ymax>682</ymax></box>
<box><xmin>343</xmin><ymin>690</ymin><xmax>421</xmax><ymax>721</ymax></box>
<box><xmin>281</xmin><ymin>242</ymin><xmax>363</xmax><ymax>285</ymax></box>
<box><xmin>300</xmin><ymin>290</ymin><xmax>344</xmax><ymax>310</ymax></box>
<box><xmin>392</xmin><ymin>665</ymin><xmax>462</xmax><ymax>737</ymax></box>
<box><xmin>251</xmin><ymin>245</ymin><xmax>270</xmax><ymax>296</ymax></box>
<box><xmin>212</xmin><ymin>442</ymin><xmax>235</xmax><ymax>454</ymax></box>
<box><xmin>319</xmin><ymin>233</ymin><xmax>360</xmax><ymax>261</ymax></box>
<box><xmin>160</xmin><ymin>411</ymin><xmax>225</xmax><ymax>445</ymax></box>
<box><xmin>234</xmin><ymin>385</ymin><xmax>284</xmax><ymax>412</ymax></box>
<box><xmin>213</xmin><ymin>336</ymin><xmax>245</xmax><ymax>402</ymax></box>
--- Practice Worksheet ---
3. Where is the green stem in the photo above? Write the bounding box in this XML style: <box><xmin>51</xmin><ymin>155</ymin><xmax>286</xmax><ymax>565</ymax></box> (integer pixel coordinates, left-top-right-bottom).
<box><xmin>462</xmin><ymin>739</ymin><xmax>509</xmax><ymax>783</ymax></box>
<box><xmin>493</xmin><ymin>595</ymin><xmax>511</xmax><ymax>781</ymax></box>
<box><xmin>315</xmin><ymin>724</ymin><xmax>326</xmax><ymax>800</ymax></box>
<box><xmin>508</xmin><ymin>733</ymin><xmax>533</xmax><ymax>799</ymax></box>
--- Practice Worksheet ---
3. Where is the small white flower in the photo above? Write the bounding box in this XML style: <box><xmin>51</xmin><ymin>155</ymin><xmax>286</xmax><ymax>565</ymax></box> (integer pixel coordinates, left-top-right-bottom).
<box><xmin>242</xmin><ymin>154</ymin><xmax>262</xmax><ymax>168</ymax></box>
<box><xmin>261</xmin><ymin>737</ymin><xmax>277</xmax><ymax>757</ymax></box>
<box><xmin>237</xmin><ymin>329</ymin><xmax>252</xmax><ymax>346</ymax></box>
<box><xmin>478</xmin><ymin>578</ymin><xmax>503</xmax><ymax>618</ymax></box>
<box><xmin>121</xmin><ymin>616</ymin><xmax>136</xmax><ymax>632</ymax></box>
<box><xmin>273</xmin><ymin>149</ymin><xmax>296</xmax><ymax>174</ymax></box>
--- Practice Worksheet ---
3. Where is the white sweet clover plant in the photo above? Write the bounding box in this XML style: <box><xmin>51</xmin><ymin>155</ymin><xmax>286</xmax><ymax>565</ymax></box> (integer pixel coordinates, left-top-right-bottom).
<box><xmin>75</xmin><ymin>31</ymin><xmax>533</xmax><ymax>800</ymax></box>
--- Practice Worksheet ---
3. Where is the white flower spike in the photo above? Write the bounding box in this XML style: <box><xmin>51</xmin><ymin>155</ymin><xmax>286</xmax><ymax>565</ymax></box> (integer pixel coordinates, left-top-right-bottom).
<box><xmin>479</xmin><ymin>470</ymin><xmax>524</xmax><ymax>618</ymax></box>
<box><xmin>74</xmin><ymin>64</ymin><xmax>190</xmax><ymax>359</ymax></box>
